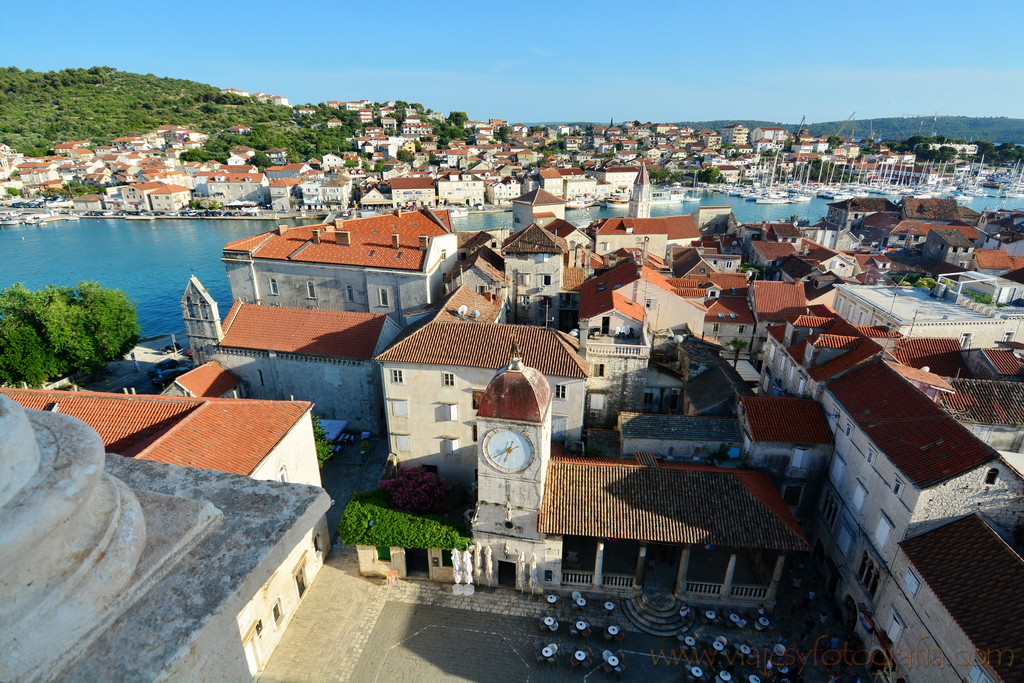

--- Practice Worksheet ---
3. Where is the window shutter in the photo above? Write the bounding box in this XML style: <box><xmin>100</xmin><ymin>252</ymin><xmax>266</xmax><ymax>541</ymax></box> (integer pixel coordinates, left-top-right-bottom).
<box><xmin>830</xmin><ymin>457</ymin><xmax>845</xmax><ymax>483</ymax></box>
<box><xmin>590</xmin><ymin>394</ymin><xmax>606</xmax><ymax>410</ymax></box>
<box><xmin>837</xmin><ymin>526</ymin><xmax>853</xmax><ymax>556</ymax></box>
<box><xmin>792</xmin><ymin>448</ymin><xmax>809</xmax><ymax>468</ymax></box>
<box><xmin>874</xmin><ymin>515</ymin><xmax>892</xmax><ymax>547</ymax></box>
<box><xmin>395</xmin><ymin>434</ymin><xmax>411</xmax><ymax>451</ymax></box>
<box><xmin>391</xmin><ymin>400</ymin><xmax>408</xmax><ymax>417</ymax></box>
<box><xmin>445</xmin><ymin>403</ymin><xmax>459</xmax><ymax>421</ymax></box>
<box><xmin>853</xmin><ymin>484</ymin><xmax>867</xmax><ymax>511</ymax></box>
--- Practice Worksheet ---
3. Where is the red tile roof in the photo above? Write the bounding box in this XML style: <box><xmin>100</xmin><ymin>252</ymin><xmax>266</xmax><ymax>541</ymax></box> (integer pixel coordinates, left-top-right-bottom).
<box><xmin>376</xmin><ymin>321</ymin><xmax>588</xmax><ymax>378</ymax></box>
<box><xmin>751</xmin><ymin>241</ymin><xmax>797</xmax><ymax>261</ymax></box>
<box><xmin>891</xmin><ymin>337</ymin><xmax>973</xmax><ymax>379</ymax></box>
<box><xmin>982</xmin><ymin>348</ymin><xmax>1024</xmax><ymax>376</ymax></box>
<box><xmin>538</xmin><ymin>455</ymin><xmax>808</xmax><ymax>550</ymax></box>
<box><xmin>0</xmin><ymin>388</ymin><xmax>310</xmax><ymax>476</ymax></box>
<box><xmin>741</xmin><ymin>396</ymin><xmax>833</xmax><ymax>444</ymax></box>
<box><xmin>884</xmin><ymin>361</ymin><xmax>953</xmax><ymax>392</ymax></box>
<box><xmin>593</xmin><ymin>215</ymin><xmax>701</xmax><ymax>241</ymax></box>
<box><xmin>173</xmin><ymin>362</ymin><xmax>240</xmax><ymax>397</ymax></box>
<box><xmin>220</xmin><ymin>302</ymin><xmax>388</xmax><ymax>359</ymax></box>
<box><xmin>826</xmin><ymin>360</ymin><xmax>996</xmax><ymax>488</ymax></box>
<box><xmin>941</xmin><ymin>378</ymin><xmax>1024</xmax><ymax>425</ymax></box>
<box><xmin>503</xmin><ymin>224</ymin><xmax>566</xmax><ymax>254</ymax></box>
<box><xmin>705</xmin><ymin>296</ymin><xmax>755</xmax><ymax>324</ymax></box>
<box><xmin>972</xmin><ymin>248</ymin><xmax>1013</xmax><ymax>271</ymax></box>
<box><xmin>899</xmin><ymin>515</ymin><xmax>1024</xmax><ymax>683</ymax></box>
<box><xmin>752</xmin><ymin>281</ymin><xmax>807</xmax><ymax>321</ymax></box>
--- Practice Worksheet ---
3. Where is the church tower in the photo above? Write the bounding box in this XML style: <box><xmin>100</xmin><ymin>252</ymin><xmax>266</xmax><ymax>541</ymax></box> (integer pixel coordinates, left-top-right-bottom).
<box><xmin>628</xmin><ymin>163</ymin><xmax>652</xmax><ymax>219</ymax></box>
<box><xmin>180</xmin><ymin>276</ymin><xmax>223</xmax><ymax>365</ymax></box>
<box><xmin>472</xmin><ymin>346</ymin><xmax>554</xmax><ymax>588</ymax></box>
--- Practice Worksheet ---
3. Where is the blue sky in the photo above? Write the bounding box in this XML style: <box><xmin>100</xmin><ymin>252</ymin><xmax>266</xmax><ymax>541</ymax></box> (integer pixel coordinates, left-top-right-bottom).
<box><xmin>6</xmin><ymin>0</ymin><xmax>1023</xmax><ymax>123</ymax></box>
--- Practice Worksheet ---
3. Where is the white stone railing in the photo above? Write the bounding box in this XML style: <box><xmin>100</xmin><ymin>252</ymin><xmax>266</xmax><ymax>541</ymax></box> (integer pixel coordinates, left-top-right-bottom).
<box><xmin>562</xmin><ymin>571</ymin><xmax>594</xmax><ymax>586</ymax></box>
<box><xmin>730</xmin><ymin>584</ymin><xmax>768</xmax><ymax>599</ymax></box>
<box><xmin>601</xmin><ymin>573</ymin><xmax>634</xmax><ymax>588</ymax></box>
<box><xmin>685</xmin><ymin>581</ymin><xmax>722</xmax><ymax>595</ymax></box>
<box><xmin>586</xmin><ymin>342</ymin><xmax>651</xmax><ymax>357</ymax></box>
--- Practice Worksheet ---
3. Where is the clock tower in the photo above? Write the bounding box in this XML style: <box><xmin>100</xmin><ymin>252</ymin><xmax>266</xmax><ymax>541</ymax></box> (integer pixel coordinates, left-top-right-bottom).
<box><xmin>472</xmin><ymin>346</ymin><xmax>552</xmax><ymax>578</ymax></box>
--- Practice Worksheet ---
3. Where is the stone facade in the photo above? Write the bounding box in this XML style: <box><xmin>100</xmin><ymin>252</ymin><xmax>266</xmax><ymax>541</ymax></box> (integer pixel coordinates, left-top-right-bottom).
<box><xmin>506</xmin><ymin>251</ymin><xmax>563</xmax><ymax>326</ymax></box>
<box><xmin>579</xmin><ymin>333</ymin><xmax>651</xmax><ymax>430</ymax></box>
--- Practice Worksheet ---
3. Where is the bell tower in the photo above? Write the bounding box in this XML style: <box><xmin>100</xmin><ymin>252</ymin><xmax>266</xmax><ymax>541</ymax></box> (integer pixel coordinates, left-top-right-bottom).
<box><xmin>628</xmin><ymin>162</ymin><xmax>652</xmax><ymax>219</ymax></box>
<box><xmin>473</xmin><ymin>345</ymin><xmax>552</xmax><ymax>544</ymax></box>
<box><xmin>180</xmin><ymin>276</ymin><xmax>223</xmax><ymax>365</ymax></box>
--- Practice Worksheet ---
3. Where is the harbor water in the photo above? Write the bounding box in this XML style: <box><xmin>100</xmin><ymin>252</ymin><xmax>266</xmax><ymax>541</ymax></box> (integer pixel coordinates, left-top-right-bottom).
<box><xmin>0</xmin><ymin>192</ymin><xmax>1012</xmax><ymax>335</ymax></box>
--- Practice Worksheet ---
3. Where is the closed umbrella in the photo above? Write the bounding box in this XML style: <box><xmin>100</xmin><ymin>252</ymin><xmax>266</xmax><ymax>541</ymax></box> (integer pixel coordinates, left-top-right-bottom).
<box><xmin>473</xmin><ymin>542</ymin><xmax>482</xmax><ymax>582</ymax></box>
<box><xmin>452</xmin><ymin>547</ymin><xmax>462</xmax><ymax>585</ymax></box>
<box><xmin>462</xmin><ymin>548</ymin><xmax>473</xmax><ymax>585</ymax></box>
<box><xmin>484</xmin><ymin>545</ymin><xmax>493</xmax><ymax>587</ymax></box>
<box><xmin>528</xmin><ymin>553</ymin><xmax>538</xmax><ymax>594</ymax></box>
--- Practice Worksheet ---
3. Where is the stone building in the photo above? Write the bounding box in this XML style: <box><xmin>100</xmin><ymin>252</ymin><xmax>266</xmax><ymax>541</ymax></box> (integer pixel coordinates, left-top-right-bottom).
<box><xmin>0</xmin><ymin>394</ymin><xmax>330</xmax><ymax>681</ymax></box>
<box><xmin>511</xmin><ymin>188</ymin><xmax>565</xmax><ymax>229</ymax></box>
<box><xmin>813</xmin><ymin>359</ymin><xmax>1024</xmax><ymax>619</ymax></box>
<box><xmin>503</xmin><ymin>223</ymin><xmax>567</xmax><ymax>326</ymax></box>
<box><xmin>375</xmin><ymin>320</ymin><xmax>589</xmax><ymax>484</ymax></box>
<box><xmin>940</xmin><ymin>378</ymin><xmax>1024</xmax><ymax>451</ymax></box>
<box><xmin>221</xmin><ymin>209</ymin><xmax>458</xmax><ymax>327</ymax></box>
<box><xmin>922</xmin><ymin>227</ymin><xmax>977</xmax><ymax>268</ymax></box>
<box><xmin>198</xmin><ymin>301</ymin><xmax>401</xmax><ymax>433</ymax></box>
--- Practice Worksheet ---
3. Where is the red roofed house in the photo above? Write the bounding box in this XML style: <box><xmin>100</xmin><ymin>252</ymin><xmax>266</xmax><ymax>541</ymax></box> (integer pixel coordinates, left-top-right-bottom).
<box><xmin>181</xmin><ymin>277</ymin><xmax>400</xmax><ymax>433</ymax></box>
<box><xmin>221</xmin><ymin>208</ymin><xmax>458</xmax><ymax>326</ymax></box>
<box><xmin>816</xmin><ymin>359</ymin><xmax>1024</xmax><ymax>628</ymax></box>
<box><xmin>163</xmin><ymin>361</ymin><xmax>241</xmax><ymax>398</ymax></box>
<box><xmin>589</xmin><ymin>214</ymin><xmax>701</xmax><ymax>260</ymax></box>
<box><xmin>749</xmin><ymin>280</ymin><xmax>807</xmax><ymax>357</ymax></box>
<box><xmin>964</xmin><ymin>346</ymin><xmax>1024</xmax><ymax>381</ymax></box>
<box><xmin>0</xmin><ymin>387</ymin><xmax>322</xmax><ymax>486</ymax></box>
<box><xmin>739</xmin><ymin>396</ymin><xmax>834</xmax><ymax>520</ymax></box>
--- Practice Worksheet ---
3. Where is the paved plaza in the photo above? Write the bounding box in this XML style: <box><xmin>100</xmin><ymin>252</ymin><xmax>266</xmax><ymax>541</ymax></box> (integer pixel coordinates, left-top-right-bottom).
<box><xmin>260</xmin><ymin>546</ymin><xmax>870</xmax><ymax>683</ymax></box>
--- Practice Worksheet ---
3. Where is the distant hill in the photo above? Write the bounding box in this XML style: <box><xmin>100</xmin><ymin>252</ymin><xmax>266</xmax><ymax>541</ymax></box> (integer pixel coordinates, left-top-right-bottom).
<box><xmin>0</xmin><ymin>66</ymin><xmax>295</xmax><ymax>155</ymax></box>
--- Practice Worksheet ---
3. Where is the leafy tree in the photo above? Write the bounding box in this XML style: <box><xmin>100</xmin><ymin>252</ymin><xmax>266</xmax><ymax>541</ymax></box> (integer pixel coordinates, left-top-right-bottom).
<box><xmin>495</xmin><ymin>125</ymin><xmax>512</xmax><ymax>142</ymax></box>
<box><xmin>396</xmin><ymin>149</ymin><xmax>414</xmax><ymax>163</ymax></box>
<box><xmin>697</xmin><ymin>166</ymin><xmax>721</xmax><ymax>184</ymax></box>
<box><xmin>378</xmin><ymin>466</ymin><xmax>448</xmax><ymax>515</ymax></box>
<box><xmin>0</xmin><ymin>282</ymin><xmax>140</xmax><ymax>386</ymax></box>
<box><xmin>250</xmin><ymin>151</ymin><xmax>272</xmax><ymax>169</ymax></box>
<box><xmin>915</xmin><ymin>277</ymin><xmax>937</xmax><ymax>290</ymax></box>
<box><xmin>446</xmin><ymin>111</ymin><xmax>468</xmax><ymax>128</ymax></box>
<box><xmin>311</xmin><ymin>415</ymin><xmax>334</xmax><ymax>467</ymax></box>
<box><xmin>7</xmin><ymin>188</ymin><xmax>20</xmax><ymax>196</ymax></box>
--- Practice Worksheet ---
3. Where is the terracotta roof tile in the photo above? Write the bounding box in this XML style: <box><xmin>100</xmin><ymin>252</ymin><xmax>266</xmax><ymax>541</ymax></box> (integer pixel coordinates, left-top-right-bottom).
<box><xmin>538</xmin><ymin>455</ymin><xmax>808</xmax><ymax>550</ymax></box>
<box><xmin>705</xmin><ymin>296</ymin><xmax>754</xmax><ymax>324</ymax></box>
<box><xmin>982</xmin><ymin>348</ymin><xmax>1024</xmax><ymax>376</ymax></box>
<box><xmin>0</xmin><ymin>388</ymin><xmax>310</xmax><ymax>476</ymax></box>
<box><xmin>594</xmin><ymin>215</ymin><xmax>701</xmax><ymax>241</ymax></box>
<box><xmin>173</xmin><ymin>362</ymin><xmax>240</xmax><ymax>397</ymax></box>
<box><xmin>941</xmin><ymin>378</ymin><xmax>1024</xmax><ymax>425</ymax></box>
<box><xmin>884</xmin><ymin>360</ymin><xmax>953</xmax><ymax>392</ymax></box>
<box><xmin>892</xmin><ymin>338</ymin><xmax>973</xmax><ymax>379</ymax></box>
<box><xmin>827</xmin><ymin>359</ymin><xmax>996</xmax><ymax>488</ymax></box>
<box><xmin>503</xmin><ymin>224</ymin><xmax>566</xmax><ymax>254</ymax></box>
<box><xmin>376</xmin><ymin>321</ymin><xmax>588</xmax><ymax>378</ymax></box>
<box><xmin>973</xmin><ymin>248</ymin><xmax>1013</xmax><ymax>271</ymax></box>
<box><xmin>741</xmin><ymin>396</ymin><xmax>833</xmax><ymax>444</ymax></box>
<box><xmin>899</xmin><ymin>515</ymin><xmax>1024</xmax><ymax>683</ymax></box>
<box><xmin>220</xmin><ymin>303</ymin><xmax>388</xmax><ymax>359</ymax></box>
<box><xmin>512</xmin><ymin>188</ymin><xmax>565</xmax><ymax>205</ymax></box>
<box><xmin>752</xmin><ymin>281</ymin><xmax>807</xmax><ymax>321</ymax></box>
<box><xmin>752</xmin><ymin>241</ymin><xmax>797</xmax><ymax>261</ymax></box>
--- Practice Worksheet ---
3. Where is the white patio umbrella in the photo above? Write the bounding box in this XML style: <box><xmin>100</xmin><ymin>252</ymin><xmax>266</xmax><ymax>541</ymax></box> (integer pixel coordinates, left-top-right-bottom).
<box><xmin>473</xmin><ymin>542</ymin><xmax>482</xmax><ymax>582</ymax></box>
<box><xmin>517</xmin><ymin>550</ymin><xmax>526</xmax><ymax>592</ymax></box>
<box><xmin>528</xmin><ymin>553</ymin><xmax>538</xmax><ymax>594</ymax></box>
<box><xmin>484</xmin><ymin>545</ymin><xmax>493</xmax><ymax>587</ymax></box>
<box><xmin>451</xmin><ymin>547</ymin><xmax>463</xmax><ymax>585</ymax></box>
<box><xmin>462</xmin><ymin>548</ymin><xmax>473</xmax><ymax>585</ymax></box>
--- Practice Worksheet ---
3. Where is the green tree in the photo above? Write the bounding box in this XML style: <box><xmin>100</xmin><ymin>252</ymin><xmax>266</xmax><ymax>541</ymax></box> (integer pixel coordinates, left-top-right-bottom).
<box><xmin>697</xmin><ymin>166</ymin><xmax>721</xmax><ymax>184</ymax></box>
<box><xmin>447</xmin><ymin>111</ymin><xmax>468</xmax><ymax>128</ymax></box>
<box><xmin>0</xmin><ymin>282</ymin><xmax>140</xmax><ymax>386</ymax></box>
<box><xmin>250</xmin><ymin>151</ymin><xmax>272</xmax><ymax>169</ymax></box>
<box><xmin>725</xmin><ymin>338</ymin><xmax>748</xmax><ymax>368</ymax></box>
<box><xmin>311</xmin><ymin>415</ymin><xmax>334</xmax><ymax>468</ymax></box>
<box><xmin>396</xmin><ymin>149</ymin><xmax>414</xmax><ymax>163</ymax></box>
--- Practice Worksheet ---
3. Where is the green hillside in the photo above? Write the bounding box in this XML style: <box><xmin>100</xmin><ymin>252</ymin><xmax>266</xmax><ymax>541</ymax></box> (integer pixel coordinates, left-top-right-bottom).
<box><xmin>0</xmin><ymin>66</ymin><xmax>297</xmax><ymax>155</ymax></box>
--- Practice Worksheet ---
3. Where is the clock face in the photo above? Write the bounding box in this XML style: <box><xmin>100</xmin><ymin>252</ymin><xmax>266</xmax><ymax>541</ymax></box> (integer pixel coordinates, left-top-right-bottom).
<box><xmin>483</xmin><ymin>428</ymin><xmax>534</xmax><ymax>472</ymax></box>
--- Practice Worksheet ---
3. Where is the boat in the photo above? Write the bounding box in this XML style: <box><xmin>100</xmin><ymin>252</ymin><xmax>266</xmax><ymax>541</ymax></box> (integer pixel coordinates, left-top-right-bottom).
<box><xmin>600</xmin><ymin>194</ymin><xmax>630</xmax><ymax>208</ymax></box>
<box><xmin>124</xmin><ymin>214</ymin><xmax>155</xmax><ymax>221</ymax></box>
<box><xmin>446</xmin><ymin>206</ymin><xmax>469</xmax><ymax>218</ymax></box>
<box><xmin>650</xmin><ymin>190</ymin><xmax>681</xmax><ymax>205</ymax></box>
<box><xmin>565</xmin><ymin>198</ymin><xmax>594</xmax><ymax>209</ymax></box>
<box><xmin>0</xmin><ymin>218</ymin><xmax>20</xmax><ymax>226</ymax></box>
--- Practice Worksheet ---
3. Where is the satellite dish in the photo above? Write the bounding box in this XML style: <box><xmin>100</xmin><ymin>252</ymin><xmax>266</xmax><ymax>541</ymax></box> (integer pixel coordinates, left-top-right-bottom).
<box><xmin>571</xmin><ymin>329</ymin><xmax>580</xmax><ymax>337</ymax></box>
<box><xmin>457</xmin><ymin>305</ymin><xmax>469</xmax><ymax>316</ymax></box>
<box><xmin>675</xmin><ymin>335</ymin><xmax>685</xmax><ymax>343</ymax></box>
<box><xmin>471</xmin><ymin>309</ymin><xmax>481</xmax><ymax>318</ymax></box>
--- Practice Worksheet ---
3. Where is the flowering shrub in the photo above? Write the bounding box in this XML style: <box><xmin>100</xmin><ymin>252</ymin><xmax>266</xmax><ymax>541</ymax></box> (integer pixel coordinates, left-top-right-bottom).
<box><xmin>379</xmin><ymin>466</ymin><xmax>448</xmax><ymax>515</ymax></box>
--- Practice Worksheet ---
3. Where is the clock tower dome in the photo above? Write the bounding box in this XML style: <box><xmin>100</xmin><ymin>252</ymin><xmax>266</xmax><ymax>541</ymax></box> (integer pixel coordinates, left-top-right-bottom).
<box><xmin>473</xmin><ymin>345</ymin><xmax>552</xmax><ymax>557</ymax></box>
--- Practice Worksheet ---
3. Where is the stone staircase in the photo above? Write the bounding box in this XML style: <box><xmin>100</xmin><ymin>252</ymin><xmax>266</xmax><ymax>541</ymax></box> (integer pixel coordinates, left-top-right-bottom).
<box><xmin>623</xmin><ymin>591</ymin><xmax>689</xmax><ymax>637</ymax></box>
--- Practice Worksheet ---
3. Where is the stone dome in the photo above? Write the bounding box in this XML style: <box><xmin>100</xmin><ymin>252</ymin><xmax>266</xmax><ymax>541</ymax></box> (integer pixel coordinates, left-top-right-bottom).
<box><xmin>477</xmin><ymin>351</ymin><xmax>552</xmax><ymax>424</ymax></box>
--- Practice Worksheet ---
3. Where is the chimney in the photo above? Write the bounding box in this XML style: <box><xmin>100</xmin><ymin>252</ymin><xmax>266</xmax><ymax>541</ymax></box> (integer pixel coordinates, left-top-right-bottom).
<box><xmin>392</xmin><ymin>233</ymin><xmax>400</xmax><ymax>249</ymax></box>
<box><xmin>394</xmin><ymin>208</ymin><xmax>402</xmax><ymax>217</ymax></box>
<box><xmin>278</xmin><ymin>224</ymin><xmax>289</xmax><ymax>235</ymax></box>
<box><xmin>578</xmin><ymin>318</ymin><xmax>589</xmax><ymax>358</ymax></box>
<box><xmin>419</xmin><ymin>235</ymin><xmax>429</xmax><ymax>251</ymax></box>
<box><xmin>338</xmin><ymin>230</ymin><xmax>351</xmax><ymax>246</ymax></box>
<box><xmin>312</xmin><ymin>229</ymin><xmax>322</xmax><ymax>244</ymax></box>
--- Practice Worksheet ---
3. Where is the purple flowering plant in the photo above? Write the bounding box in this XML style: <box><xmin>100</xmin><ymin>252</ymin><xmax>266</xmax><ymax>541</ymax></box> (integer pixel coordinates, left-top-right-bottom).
<box><xmin>379</xmin><ymin>466</ymin><xmax>448</xmax><ymax>515</ymax></box>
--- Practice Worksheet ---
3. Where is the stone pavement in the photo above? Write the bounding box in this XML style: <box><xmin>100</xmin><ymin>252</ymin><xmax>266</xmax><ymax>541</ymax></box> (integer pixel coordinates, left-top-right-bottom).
<box><xmin>81</xmin><ymin>330</ymin><xmax>189</xmax><ymax>395</ymax></box>
<box><xmin>260</xmin><ymin>547</ymin><xmax>869</xmax><ymax>683</ymax></box>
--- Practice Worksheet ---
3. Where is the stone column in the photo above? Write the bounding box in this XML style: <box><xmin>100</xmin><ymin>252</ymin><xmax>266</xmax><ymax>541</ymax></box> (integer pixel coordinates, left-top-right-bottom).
<box><xmin>721</xmin><ymin>551</ymin><xmax>738</xmax><ymax>601</ymax></box>
<box><xmin>593</xmin><ymin>539</ymin><xmax>605</xmax><ymax>588</ymax></box>
<box><xmin>766</xmin><ymin>552</ymin><xmax>787</xmax><ymax>603</ymax></box>
<box><xmin>633</xmin><ymin>544</ymin><xmax>647</xmax><ymax>589</ymax></box>
<box><xmin>675</xmin><ymin>545</ymin><xmax>691</xmax><ymax>597</ymax></box>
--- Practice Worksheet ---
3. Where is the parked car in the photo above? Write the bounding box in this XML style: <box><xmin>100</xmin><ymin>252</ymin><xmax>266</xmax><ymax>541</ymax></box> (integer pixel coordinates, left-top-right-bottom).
<box><xmin>146</xmin><ymin>358</ymin><xmax>180</xmax><ymax>379</ymax></box>
<box><xmin>151</xmin><ymin>366</ymin><xmax>191</xmax><ymax>388</ymax></box>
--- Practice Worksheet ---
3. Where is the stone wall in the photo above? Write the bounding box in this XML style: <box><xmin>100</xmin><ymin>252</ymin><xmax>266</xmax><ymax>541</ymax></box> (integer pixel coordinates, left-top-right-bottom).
<box><xmin>250</xmin><ymin>410</ymin><xmax>323</xmax><ymax>487</ymax></box>
<box><xmin>584</xmin><ymin>354</ymin><xmax>648</xmax><ymax>429</ymax></box>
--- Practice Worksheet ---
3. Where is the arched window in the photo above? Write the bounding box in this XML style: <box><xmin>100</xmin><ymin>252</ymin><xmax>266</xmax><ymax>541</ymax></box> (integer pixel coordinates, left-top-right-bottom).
<box><xmin>985</xmin><ymin>468</ymin><xmax>999</xmax><ymax>485</ymax></box>
<box><xmin>199</xmin><ymin>300</ymin><xmax>209</xmax><ymax>320</ymax></box>
<box><xmin>186</xmin><ymin>297</ymin><xmax>196</xmax><ymax>318</ymax></box>
<box><xmin>346</xmin><ymin>285</ymin><xmax>354</xmax><ymax>302</ymax></box>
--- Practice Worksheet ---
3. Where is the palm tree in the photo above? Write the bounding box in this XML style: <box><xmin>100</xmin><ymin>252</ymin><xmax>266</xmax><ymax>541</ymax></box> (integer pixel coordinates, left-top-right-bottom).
<box><xmin>725</xmin><ymin>338</ymin><xmax>748</xmax><ymax>368</ymax></box>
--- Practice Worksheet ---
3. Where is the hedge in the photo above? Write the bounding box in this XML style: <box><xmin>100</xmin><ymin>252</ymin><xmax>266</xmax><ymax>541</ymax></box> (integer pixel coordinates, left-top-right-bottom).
<box><xmin>338</xmin><ymin>490</ymin><xmax>471</xmax><ymax>550</ymax></box>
